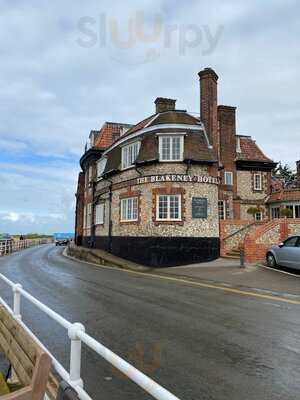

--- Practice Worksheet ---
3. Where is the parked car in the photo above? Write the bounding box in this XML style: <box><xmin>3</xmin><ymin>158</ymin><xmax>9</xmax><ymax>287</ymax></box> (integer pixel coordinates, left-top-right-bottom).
<box><xmin>53</xmin><ymin>232</ymin><xmax>74</xmax><ymax>246</ymax></box>
<box><xmin>266</xmin><ymin>236</ymin><xmax>300</xmax><ymax>270</ymax></box>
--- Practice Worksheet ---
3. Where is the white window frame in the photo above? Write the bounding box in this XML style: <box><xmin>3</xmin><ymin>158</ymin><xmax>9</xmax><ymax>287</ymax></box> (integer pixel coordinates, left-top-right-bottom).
<box><xmin>86</xmin><ymin>203</ymin><xmax>92</xmax><ymax>228</ymax></box>
<box><xmin>255</xmin><ymin>211</ymin><xmax>263</xmax><ymax>221</ymax></box>
<box><xmin>224</xmin><ymin>171</ymin><xmax>233</xmax><ymax>186</ymax></box>
<box><xmin>254</xmin><ymin>173</ymin><xmax>262</xmax><ymax>191</ymax></box>
<box><xmin>121</xmin><ymin>141</ymin><xmax>140</xmax><ymax>170</ymax></box>
<box><xmin>95</xmin><ymin>203</ymin><xmax>104</xmax><ymax>225</ymax></box>
<box><xmin>120</xmin><ymin>197</ymin><xmax>138</xmax><ymax>222</ymax></box>
<box><xmin>156</xmin><ymin>194</ymin><xmax>182</xmax><ymax>221</ymax></box>
<box><xmin>158</xmin><ymin>135</ymin><xmax>184</xmax><ymax>162</ymax></box>
<box><xmin>97</xmin><ymin>158</ymin><xmax>107</xmax><ymax>178</ymax></box>
<box><xmin>271</xmin><ymin>207</ymin><xmax>280</xmax><ymax>219</ymax></box>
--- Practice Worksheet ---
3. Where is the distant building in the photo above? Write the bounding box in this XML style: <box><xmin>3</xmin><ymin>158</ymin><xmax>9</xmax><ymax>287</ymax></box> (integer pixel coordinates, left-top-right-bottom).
<box><xmin>75</xmin><ymin>67</ymin><xmax>278</xmax><ymax>267</ymax></box>
<box><xmin>267</xmin><ymin>161</ymin><xmax>300</xmax><ymax>219</ymax></box>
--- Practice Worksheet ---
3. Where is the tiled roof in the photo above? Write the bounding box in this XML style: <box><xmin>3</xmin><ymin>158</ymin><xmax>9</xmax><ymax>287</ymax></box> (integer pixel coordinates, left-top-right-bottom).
<box><xmin>237</xmin><ymin>136</ymin><xmax>273</xmax><ymax>163</ymax></box>
<box><xmin>94</xmin><ymin>122</ymin><xmax>133</xmax><ymax>149</ymax></box>
<box><xmin>267</xmin><ymin>189</ymin><xmax>300</xmax><ymax>203</ymax></box>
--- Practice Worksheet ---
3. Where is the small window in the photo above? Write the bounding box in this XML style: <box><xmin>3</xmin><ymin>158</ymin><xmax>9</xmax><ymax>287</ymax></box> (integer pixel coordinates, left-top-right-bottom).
<box><xmin>121</xmin><ymin>197</ymin><xmax>138</xmax><ymax>222</ymax></box>
<box><xmin>218</xmin><ymin>201</ymin><xmax>225</xmax><ymax>220</ymax></box>
<box><xmin>122</xmin><ymin>142</ymin><xmax>140</xmax><ymax>169</ymax></box>
<box><xmin>254</xmin><ymin>173</ymin><xmax>262</xmax><ymax>191</ymax></box>
<box><xmin>224</xmin><ymin>171</ymin><xmax>233</xmax><ymax>186</ymax></box>
<box><xmin>156</xmin><ymin>195</ymin><xmax>181</xmax><ymax>221</ymax></box>
<box><xmin>95</xmin><ymin>203</ymin><xmax>104</xmax><ymax>225</ymax></box>
<box><xmin>255</xmin><ymin>212</ymin><xmax>262</xmax><ymax>221</ymax></box>
<box><xmin>97</xmin><ymin>158</ymin><xmax>107</xmax><ymax>178</ymax></box>
<box><xmin>159</xmin><ymin>136</ymin><xmax>184</xmax><ymax>162</ymax></box>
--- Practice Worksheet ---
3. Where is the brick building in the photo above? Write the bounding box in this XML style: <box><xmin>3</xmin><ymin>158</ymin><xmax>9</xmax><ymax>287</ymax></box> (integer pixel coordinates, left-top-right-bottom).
<box><xmin>75</xmin><ymin>67</ymin><xmax>277</xmax><ymax>267</ymax></box>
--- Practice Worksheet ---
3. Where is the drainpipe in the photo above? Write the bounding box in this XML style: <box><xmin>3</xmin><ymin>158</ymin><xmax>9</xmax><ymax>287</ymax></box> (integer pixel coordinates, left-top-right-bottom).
<box><xmin>108</xmin><ymin>183</ymin><xmax>113</xmax><ymax>253</ymax></box>
<box><xmin>90</xmin><ymin>180</ymin><xmax>96</xmax><ymax>248</ymax></box>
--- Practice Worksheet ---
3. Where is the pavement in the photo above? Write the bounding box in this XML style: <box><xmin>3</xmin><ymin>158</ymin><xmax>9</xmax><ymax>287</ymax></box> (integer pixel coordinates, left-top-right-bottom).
<box><xmin>0</xmin><ymin>244</ymin><xmax>300</xmax><ymax>400</ymax></box>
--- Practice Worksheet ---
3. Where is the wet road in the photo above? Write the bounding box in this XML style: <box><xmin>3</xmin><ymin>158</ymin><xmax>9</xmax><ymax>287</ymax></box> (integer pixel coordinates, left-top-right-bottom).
<box><xmin>0</xmin><ymin>244</ymin><xmax>300</xmax><ymax>400</ymax></box>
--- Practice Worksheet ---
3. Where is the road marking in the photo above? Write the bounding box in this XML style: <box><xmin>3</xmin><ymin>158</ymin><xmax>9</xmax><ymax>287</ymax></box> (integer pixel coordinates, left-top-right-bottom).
<box><xmin>260</xmin><ymin>264</ymin><xmax>300</xmax><ymax>278</ymax></box>
<box><xmin>63</xmin><ymin>250</ymin><xmax>300</xmax><ymax>305</ymax></box>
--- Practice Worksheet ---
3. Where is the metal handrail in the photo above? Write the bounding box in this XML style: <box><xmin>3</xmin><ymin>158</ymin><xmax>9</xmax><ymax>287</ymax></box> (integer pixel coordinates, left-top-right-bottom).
<box><xmin>0</xmin><ymin>273</ymin><xmax>181</xmax><ymax>400</ymax></box>
<box><xmin>0</xmin><ymin>239</ymin><xmax>52</xmax><ymax>256</ymax></box>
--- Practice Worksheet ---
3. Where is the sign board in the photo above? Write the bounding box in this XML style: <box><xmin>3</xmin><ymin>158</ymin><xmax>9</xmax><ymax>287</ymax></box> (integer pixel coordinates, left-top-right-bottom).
<box><xmin>192</xmin><ymin>197</ymin><xmax>208</xmax><ymax>218</ymax></box>
<box><xmin>136</xmin><ymin>174</ymin><xmax>219</xmax><ymax>185</ymax></box>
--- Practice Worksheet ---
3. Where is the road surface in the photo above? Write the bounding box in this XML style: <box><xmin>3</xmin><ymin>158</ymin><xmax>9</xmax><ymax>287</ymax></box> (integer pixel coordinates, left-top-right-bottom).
<box><xmin>0</xmin><ymin>244</ymin><xmax>300</xmax><ymax>400</ymax></box>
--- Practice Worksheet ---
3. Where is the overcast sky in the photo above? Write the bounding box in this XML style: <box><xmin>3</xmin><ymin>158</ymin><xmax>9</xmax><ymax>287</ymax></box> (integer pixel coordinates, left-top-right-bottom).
<box><xmin>0</xmin><ymin>1</ymin><xmax>299</xmax><ymax>234</ymax></box>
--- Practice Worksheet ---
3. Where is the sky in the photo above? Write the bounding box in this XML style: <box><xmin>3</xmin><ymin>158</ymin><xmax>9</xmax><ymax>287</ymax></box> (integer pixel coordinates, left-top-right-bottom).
<box><xmin>0</xmin><ymin>0</ymin><xmax>300</xmax><ymax>234</ymax></box>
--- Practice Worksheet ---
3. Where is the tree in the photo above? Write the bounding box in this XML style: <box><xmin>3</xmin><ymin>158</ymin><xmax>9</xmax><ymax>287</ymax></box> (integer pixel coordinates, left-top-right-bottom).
<box><xmin>275</xmin><ymin>162</ymin><xmax>296</xmax><ymax>185</ymax></box>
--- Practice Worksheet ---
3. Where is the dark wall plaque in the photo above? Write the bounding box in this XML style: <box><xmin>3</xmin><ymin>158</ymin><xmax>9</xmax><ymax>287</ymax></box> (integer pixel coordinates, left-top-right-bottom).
<box><xmin>192</xmin><ymin>197</ymin><xmax>208</xmax><ymax>218</ymax></box>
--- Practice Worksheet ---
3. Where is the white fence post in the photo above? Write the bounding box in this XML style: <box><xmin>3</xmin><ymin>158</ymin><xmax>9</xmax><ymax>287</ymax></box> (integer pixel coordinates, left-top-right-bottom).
<box><xmin>13</xmin><ymin>283</ymin><xmax>22</xmax><ymax>320</ymax></box>
<box><xmin>68</xmin><ymin>323</ymin><xmax>85</xmax><ymax>388</ymax></box>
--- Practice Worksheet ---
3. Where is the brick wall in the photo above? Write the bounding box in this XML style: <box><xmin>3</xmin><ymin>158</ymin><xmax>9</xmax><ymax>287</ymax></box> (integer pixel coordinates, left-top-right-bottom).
<box><xmin>220</xmin><ymin>220</ymin><xmax>258</xmax><ymax>256</ymax></box>
<box><xmin>244</xmin><ymin>219</ymin><xmax>300</xmax><ymax>263</ymax></box>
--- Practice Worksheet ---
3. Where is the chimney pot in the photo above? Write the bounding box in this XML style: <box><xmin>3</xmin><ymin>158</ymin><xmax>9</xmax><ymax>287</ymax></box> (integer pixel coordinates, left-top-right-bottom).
<box><xmin>154</xmin><ymin>97</ymin><xmax>176</xmax><ymax>113</ymax></box>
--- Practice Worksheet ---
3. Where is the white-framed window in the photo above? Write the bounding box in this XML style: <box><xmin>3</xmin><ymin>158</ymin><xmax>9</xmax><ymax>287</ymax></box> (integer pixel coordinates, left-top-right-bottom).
<box><xmin>224</xmin><ymin>171</ymin><xmax>233</xmax><ymax>186</ymax></box>
<box><xmin>218</xmin><ymin>200</ymin><xmax>226</xmax><ymax>220</ymax></box>
<box><xmin>284</xmin><ymin>204</ymin><xmax>300</xmax><ymax>218</ymax></box>
<box><xmin>271</xmin><ymin>207</ymin><xmax>280</xmax><ymax>219</ymax></box>
<box><xmin>254</xmin><ymin>173</ymin><xmax>262</xmax><ymax>191</ymax></box>
<box><xmin>97</xmin><ymin>158</ymin><xmax>107</xmax><ymax>178</ymax></box>
<box><xmin>95</xmin><ymin>203</ymin><xmax>104</xmax><ymax>225</ymax></box>
<box><xmin>156</xmin><ymin>195</ymin><xmax>181</xmax><ymax>221</ymax></box>
<box><xmin>86</xmin><ymin>203</ymin><xmax>92</xmax><ymax>228</ymax></box>
<box><xmin>121</xmin><ymin>141</ymin><xmax>140</xmax><ymax>169</ymax></box>
<box><xmin>255</xmin><ymin>212</ymin><xmax>263</xmax><ymax>221</ymax></box>
<box><xmin>121</xmin><ymin>197</ymin><xmax>138</xmax><ymax>222</ymax></box>
<box><xmin>159</xmin><ymin>135</ymin><xmax>184</xmax><ymax>162</ymax></box>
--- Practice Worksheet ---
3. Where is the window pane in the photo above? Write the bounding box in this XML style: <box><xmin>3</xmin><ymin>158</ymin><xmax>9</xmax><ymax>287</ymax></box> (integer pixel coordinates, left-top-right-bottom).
<box><xmin>172</xmin><ymin>137</ymin><xmax>181</xmax><ymax>160</ymax></box>
<box><xmin>161</xmin><ymin>137</ymin><xmax>170</xmax><ymax>160</ymax></box>
<box><xmin>169</xmin><ymin>195</ymin><xmax>179</xmax><ymax>219</ymax></box>
<box><xmin>295</xmin><ymin>205</ymin><xmax>300</xmax><ymax>219</ymax></box>
<box><xmin>158</xmin><ymin>195</ymin><xmax>168</xmax><ymax>219</ymax></box>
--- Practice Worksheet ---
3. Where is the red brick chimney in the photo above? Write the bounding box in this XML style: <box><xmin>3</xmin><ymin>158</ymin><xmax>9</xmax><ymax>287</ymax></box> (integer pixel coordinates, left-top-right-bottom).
<box><xmin>198</xmin><ymin>68</ymin><xmax>219</xmax><ymax>154</ymax></box>
<box><xmin>155</xmin><ymin>97</ymin><xmax>176</xmax><ymax>113</ymax></box>
<box><xmin>218</xmin><ymin>105</ymin><xmax>237</xmax><ymax>164</ymax></box>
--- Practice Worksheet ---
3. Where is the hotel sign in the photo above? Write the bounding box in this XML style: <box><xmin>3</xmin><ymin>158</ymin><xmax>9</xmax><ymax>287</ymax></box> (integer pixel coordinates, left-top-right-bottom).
<box><xmin>136</xmin><ymin>174</ymin><xmax>220</xmax><ymax>185</ymax></box>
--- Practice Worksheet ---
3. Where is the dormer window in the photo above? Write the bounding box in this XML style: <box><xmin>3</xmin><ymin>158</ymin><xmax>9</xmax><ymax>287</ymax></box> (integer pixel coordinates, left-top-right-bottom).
<box><xmin>121</xmin><ymin>141</ymin><xmax>140</xmax><ymax>169</ymax></box>
<box><xmin>158</xmin><ymin>135</ymin><xmax>184</xmax><ymax>162</ymax></box>
<box><xmin>97</xmin><ymin>157</ymin><xmax>107</xmax><ymax>178</ymax></box>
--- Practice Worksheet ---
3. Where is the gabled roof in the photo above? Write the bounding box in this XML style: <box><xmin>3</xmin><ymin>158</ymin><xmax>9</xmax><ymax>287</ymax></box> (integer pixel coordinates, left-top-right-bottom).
<box><xmin>94</xmin><ymin>122</ymin><xmax>133</xmax><ymax>149</ymax></box>
<box><xmin>236</xmin><ymin>135</ymin><xmax>273</xmax><ymax>163</ymax></box>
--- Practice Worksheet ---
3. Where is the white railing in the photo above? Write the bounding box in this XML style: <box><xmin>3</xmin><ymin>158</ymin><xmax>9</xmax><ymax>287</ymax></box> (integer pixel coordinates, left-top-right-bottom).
<box><xmin>0</xmin><ymin>273</ymin><xmax>181</xmax><ymax>400</ymax></box>
<box><xmin>0</xmin><ymin>239</ymin><xmax>52</xmax><ymax>256</ymax></box>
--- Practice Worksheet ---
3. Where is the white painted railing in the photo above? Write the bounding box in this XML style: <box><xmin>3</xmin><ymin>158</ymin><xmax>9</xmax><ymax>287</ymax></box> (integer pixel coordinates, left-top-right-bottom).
<box><xmin>0</xmin><ymin>273</ymin><xmax>181</xmax><ymax>400</ymax></box>
<box><xmin>0</xmin><ymin>239</ymin><xmax>52</xmax><ymax>256</ymax></box>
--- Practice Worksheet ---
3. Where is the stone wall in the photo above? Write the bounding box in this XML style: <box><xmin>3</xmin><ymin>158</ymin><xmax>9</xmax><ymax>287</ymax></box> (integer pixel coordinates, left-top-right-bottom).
<box><xmin>220</xmin><ymin>220</ymin><xmax>258</xmax><ymax>256</ymax></box>
<box><xmin>95</xmin><ymin>163</ymin><xmax>219</xmax><ymax>238</ymax></box>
